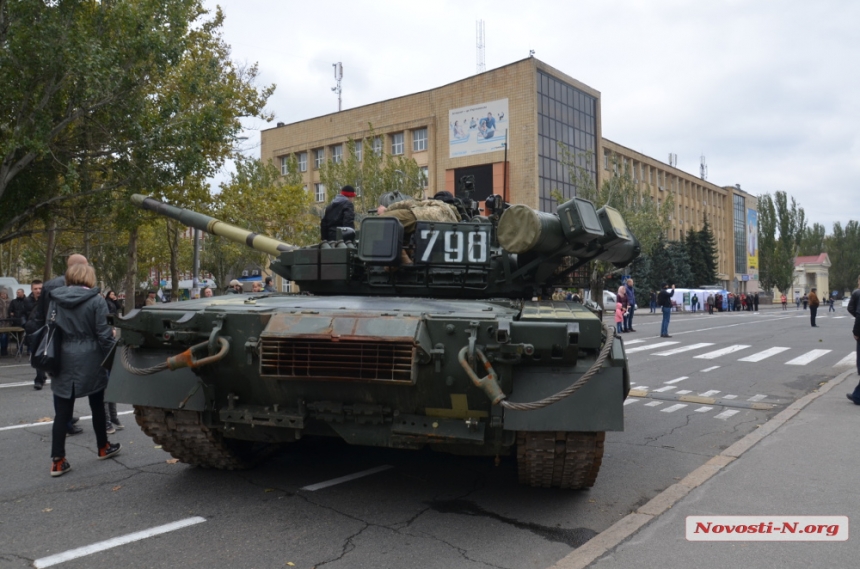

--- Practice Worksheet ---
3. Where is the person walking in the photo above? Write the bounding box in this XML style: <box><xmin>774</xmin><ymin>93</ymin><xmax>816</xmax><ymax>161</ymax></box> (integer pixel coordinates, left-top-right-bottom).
<box><xmin>649</xmin><ymin>290</ymin><xmax>657</xmax><ymax>313</ymax></box>
<box><xmin>796</xmin><ymin>294</ymin><xmax>801</xmax><ymax>310</ymax></box>
<box><xmin>48</xmin><ymin>263</ymin><xmax>121</xmax><ymax>477</ymax></box>
<box><xmin>829</xmin><ymin>296</ymin><xmax>836</xmax><ymax>312</ymax></box>
<box><xmin>707</xmin><ymin>294</ymin><xmax>715</xmax><ymax>315</ymax></box>
<box><xmin>753</xmin><ymin>292</ymin><xmax>759</xmax><ymax>311</ymax></box>
<box><xmin>691</xmin><ymin>293</ymin><xmax>698</xmax><ymax>313</ymax></box>
<box><xmin>658</xmin><ymin>283</ymin><xmax>675</xmax><ymax>338</ymax></box>
<box><xmin>846</xmin><ymin>275</ymin><xmax>860</xmax><ymax>405</ymax></box>
<box><xmin>623</xmin><ymin>278</ymin><xmax>637</xmax><ymax>332</ymax></box>
<box><xmin>802</xmin><ymin>294</ymin><xmax>809</xmax><ymax>310</ymax></box>
<box><xmin>808</xmin><ymin>288</ymin><xmax>820</xmax><ymax>327</ymax></box>
<box><xmin>781</xmin><ymin>293</ymin><xmax>787</xmax><ymax>310</ymax></box>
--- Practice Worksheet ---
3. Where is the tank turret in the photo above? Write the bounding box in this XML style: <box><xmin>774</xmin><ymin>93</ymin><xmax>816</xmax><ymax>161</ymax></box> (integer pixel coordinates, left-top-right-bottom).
<box><xmin>133</xmin><ymin>193</ymin><xmax>640</xmax><ymax>299</ymax></box>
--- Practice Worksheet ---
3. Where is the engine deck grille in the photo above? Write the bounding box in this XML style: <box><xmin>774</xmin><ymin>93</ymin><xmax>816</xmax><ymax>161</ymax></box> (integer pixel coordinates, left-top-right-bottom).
<box><xmin>260</xmin><ymin>338</ymin><xmax>415</xmax><ymax>383</ymax></box>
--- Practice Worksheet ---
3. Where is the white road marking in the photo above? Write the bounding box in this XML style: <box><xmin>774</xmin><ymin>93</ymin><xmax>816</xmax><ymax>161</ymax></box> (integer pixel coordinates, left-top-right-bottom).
<box><xmin>694</xmin><ymin>345</ymin><xmax>751</xmax><ymax>359</ymax></box>
<box><xmin>832</xmin><ymin>316</ymin><xmax>846</xmax><ymax>319</ymax></box>
<box><xmin>652</xmin><ymin>386</ymin><xmax>677</xmax><ymax>393</ymax></box>
<box><xmin>33</xmin><ymin>517</ymin><xmax>206</xmax><ymax>568</ymax></box>
<box><xmin>300</xmin><ymin>465</ymin><xmax>393</xmax><ymax>491</ymax></box>
<box><xmin>700</xmin><ymin>366</ymin><xmax>720</xmax><ymax>372</ymax></box>
<box><xmin>664</xmin><ymin>376</ymin><xmax>689</xmax><ymax>384</ymax></box>
<box><xmin>0</xmin><ymin>379</ymin><xmax>52</xmax><ymax>389</ymax></box>
<box><xmin>714</xmin><ymin>410</ymin><xmax>740</xmax><ymax>420</ymax></box>
<box><xmin>623</xmin><ymin>399</ymin><xmax>639</xmax><ymax>406</ymax></box>
<box><xmin>785</xmin><ymin>349</ymin><xmax>832</xmax><ymax>366</ymax></box>
<box><xmin>676</xmin><ymin>390</ymin><xmax>693</xmax><ymax>395</ymax></box>
<box><xmin>0</xmin><ymin>410</ymin><xmax>133</xmax><ymax>432</ymax></box>
<box><xmin>653</xmin><ymin>343</ymin><xmax>714</xmax><ymax>356</ymax></box>
<box><xmin>834</xmin><ymin>353</ymin><xmax>856</xmax><ymax>367</ymax></box>
<box><xmin>699</xmin><ymin>390</ymin><xmax>720</xmax><ymax>397</ymax></box>
<box><xmin>723</xmin><ymin>394</ymin><xmax>738</xmax><ymax>399</ymax></box>
<box><xmin>747</xmin><ymin>394</ymin><xmax>767</xmax><ymax>402</ymax></box>
<box><xmin>0</xmin><ymin>363</ymin><xmax>34</xmax><ymax>368</ymax></box>
<box><xmin>738</xmin><ymin>347</ymin><xmax>791</xmax><ymax>362</ymax></box>
<box><xmin>623</xmin><ymin>339</ymin><xmax>646</xmax><ymax>345</ymax></box>
<box><xmin>644</xmin><ymin>401</ymin><xmax>663</xmax><ymax>407</ymax></box>
<box><xmin>694</xmin><ymin>406</ymin><xmax>714</xmax><ymax>413</ymax></box>
<box><xmin>661</xmin><ymin>404</ymin><xmax>688</xmax><ymax>413</ymax></box>
<box><xmin>626</xmin><ymin>342</ymin><xmax>679</xmax><ymax>354</ymax></box>
<box><xmin>634</xmin><ymin>386</ymin><xmax>649</xmax><ymax>390</ymax></box>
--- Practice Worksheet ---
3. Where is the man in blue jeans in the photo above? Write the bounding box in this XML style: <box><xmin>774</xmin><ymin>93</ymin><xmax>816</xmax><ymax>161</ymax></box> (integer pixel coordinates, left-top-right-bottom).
<box><xmin>657</xmin><ymin>282</ymin><xmax>675</xmax><ymax>338</ymax></box>
<box><xmin>846</xmin><ymin>276</ymin><xmax>860</xmax><ymax>404</ymax></box>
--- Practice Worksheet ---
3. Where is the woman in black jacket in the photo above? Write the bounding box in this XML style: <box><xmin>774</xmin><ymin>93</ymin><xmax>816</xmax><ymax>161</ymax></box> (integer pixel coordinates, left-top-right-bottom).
<box><xmin>48</xmin><ymin>264</ymin><xmax>121</xmax><ymax>477</ymax></box>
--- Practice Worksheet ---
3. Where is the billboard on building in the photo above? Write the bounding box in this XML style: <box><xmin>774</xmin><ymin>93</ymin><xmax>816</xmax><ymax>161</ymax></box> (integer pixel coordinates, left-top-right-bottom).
<box><xmin>448</xmin><ymin>98</ymin><xmax>509</xmax><ymax>158</ymax></box>
<box><xmin>747</xmin><ymin>208</ymin><xmax>758</xmax><ymax>274</ymax></box>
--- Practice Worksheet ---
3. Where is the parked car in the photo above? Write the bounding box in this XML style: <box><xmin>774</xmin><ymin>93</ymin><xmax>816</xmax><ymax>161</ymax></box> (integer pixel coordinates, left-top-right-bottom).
<box><xmin>603</xmin><ymin>290</ymin><xmax>617</xmax><ymax>312</ymax></box>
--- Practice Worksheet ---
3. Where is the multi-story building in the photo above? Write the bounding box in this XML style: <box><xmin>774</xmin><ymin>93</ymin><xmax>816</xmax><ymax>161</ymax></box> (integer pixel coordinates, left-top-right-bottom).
<box><xmin>260</xmin><ymin>57</ymin><xmax>758</xmax><ymax>293</ymax></box>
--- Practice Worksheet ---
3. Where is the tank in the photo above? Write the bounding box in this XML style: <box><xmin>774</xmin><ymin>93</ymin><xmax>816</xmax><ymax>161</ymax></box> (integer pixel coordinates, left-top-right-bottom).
<box><xmin>106</xmin><ymin>191</ymin><xmax>640</xmax><ymax>489</ymax></box>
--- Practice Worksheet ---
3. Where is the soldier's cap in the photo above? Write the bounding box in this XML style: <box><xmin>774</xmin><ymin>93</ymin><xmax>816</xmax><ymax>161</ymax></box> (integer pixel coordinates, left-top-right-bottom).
<box><xmin>340</xmin><ymin>185</ymin><xmax>356</xmax><ymax>197</ymax></box>
<box><xmin>229</xmin><ymin>279</ymin><xmax>241</xmax><ymax>287</ymax></box>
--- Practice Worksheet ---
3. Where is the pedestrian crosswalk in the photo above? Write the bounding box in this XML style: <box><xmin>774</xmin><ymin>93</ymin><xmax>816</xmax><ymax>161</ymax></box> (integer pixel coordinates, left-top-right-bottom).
<box><xmin>624</xmin><ymin>338</ymin><xmax>853</xmax><ymax>367</ymax></box>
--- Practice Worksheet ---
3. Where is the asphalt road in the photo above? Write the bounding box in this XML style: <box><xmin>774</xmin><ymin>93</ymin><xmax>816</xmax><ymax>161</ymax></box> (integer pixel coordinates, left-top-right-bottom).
<box><xmin>0</xmin><ymin>304</ymin><xmax>854</xmax><ymax>569</ymax></box>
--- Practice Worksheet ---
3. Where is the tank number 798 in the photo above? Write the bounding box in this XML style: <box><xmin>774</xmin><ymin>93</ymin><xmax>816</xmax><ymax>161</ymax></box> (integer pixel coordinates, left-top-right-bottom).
<box><xmin>419</xmin><ymin>229</ymin><xmax>488</xmax><ymax>263</ymax></box>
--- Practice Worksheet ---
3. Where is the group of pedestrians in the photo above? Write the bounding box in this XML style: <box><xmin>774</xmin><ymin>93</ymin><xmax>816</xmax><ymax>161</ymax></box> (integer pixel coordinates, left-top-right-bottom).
<box><xmin>18</xmin><ymin>254</ymin><xmax>122</xmax><ymax>477</ymax></box>
<box><xmin>614</xmin><ymin>278</ymin><xmax>637</xmax><ymax>334</ymax></box>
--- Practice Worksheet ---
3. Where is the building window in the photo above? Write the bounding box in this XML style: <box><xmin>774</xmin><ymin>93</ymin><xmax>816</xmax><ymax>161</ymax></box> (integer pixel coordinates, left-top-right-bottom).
<box><xmin>331</xmin><ymin>144</ymin><xmax>343</xmax><ymax>164</ymax></box>
<box><xmin>314</xmin><ymin>183</ymin><xmax>326</xmax><ymax>203</ymax></box>
<box><xmin>353</xmin><ymin>140</ymin><xmax>362</xmax><ymax>162</ymax></box>
<box><xmin>302</xmin><ymin>185</ymin><xmax>307</xmax><ymax>193</ymax></box>
<box><xmin>733</xmin><ymin>193</ymin><xmax>746</xmax><ymax>274</ymax></box>
<box><xmin>372</xmin><ymin>136</ymin><xmax>383</xmax><ymax>155</ymax></box>
<box><xmin>536</xmin><ymin>71</ymin><xmax>597</xmax><ymax>212</ymax></box>
<box><xmin>280</xmin><ymin>156</ymin><xmax>289</xmax><ymax>176</ymax></box>
<box><xmin>314</xmin><ymin>149</ymin><xmax>324</xmax><ymax>169</ymax></box>
<box><xmin>419</xmin><ymin>166</ymin><xmax>429</xmax><ymax>188</ymax></box>
<box><xmin>412</xmin><ymin>128</ymin><xmax>428</xmax><ymax>152</ymax></box>
<box><xmin>298</xmin><ymin>152</ymin><xmax>307</xmax><ymax>172</ymax></box>
<box><xmin>391</xmin><ymin>132</ymin><xmax>404</xmax><ymax>155</ymax></box>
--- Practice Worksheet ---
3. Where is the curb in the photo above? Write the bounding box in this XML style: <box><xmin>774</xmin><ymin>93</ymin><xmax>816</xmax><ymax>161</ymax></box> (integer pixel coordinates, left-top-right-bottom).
<box><xmin>550</xmin><ymin>367</ymin><xmax>856</xmax><ymax>569</ymax></box>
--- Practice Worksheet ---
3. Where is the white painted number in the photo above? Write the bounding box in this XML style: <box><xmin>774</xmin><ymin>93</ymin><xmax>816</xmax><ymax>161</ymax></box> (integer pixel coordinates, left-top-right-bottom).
<box><xmin>467</xmin><ymin>231</ymin><xmax>487</xmax><ymax>263</ymax></box>
<box><xmin>444</xmin><ymin>231</ymin><xmax>464</xmax><ymax>262</ymax></box>
<box><xmin>421</xmin><ymin>229</ymin><xmax>488</xmax><ymax>263</ymax></box>
<box><xmin>419</xmin><ymin>229</ymin><xmax>440</xmax><ymax>262</ymax></box>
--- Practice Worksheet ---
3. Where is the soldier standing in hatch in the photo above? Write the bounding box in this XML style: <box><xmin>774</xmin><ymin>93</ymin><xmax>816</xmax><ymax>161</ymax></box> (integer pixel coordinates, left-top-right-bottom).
<box><xmin>320</xmin><ymin>185</ymin><xmax>356</xmax><ymax>241</ymax></box>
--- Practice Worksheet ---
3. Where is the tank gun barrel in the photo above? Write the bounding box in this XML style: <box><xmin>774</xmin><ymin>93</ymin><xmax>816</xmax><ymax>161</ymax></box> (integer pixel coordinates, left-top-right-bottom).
<box><xmin>131</xmin><ymin>194</ymin><xmax>294</xmax><ymax>257</ymax></box>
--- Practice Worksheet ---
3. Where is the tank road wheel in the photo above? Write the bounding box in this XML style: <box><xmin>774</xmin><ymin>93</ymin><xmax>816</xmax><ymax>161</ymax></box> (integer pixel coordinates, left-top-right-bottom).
<box><xmin>516</xmin><ymin>431</ymin><xmax>605</xmax><ymax>489</ymax></box>
<box><xmin>135</xmin><ymin>406</ymin><xmax>273</xmax><ymax>470</ymax></box>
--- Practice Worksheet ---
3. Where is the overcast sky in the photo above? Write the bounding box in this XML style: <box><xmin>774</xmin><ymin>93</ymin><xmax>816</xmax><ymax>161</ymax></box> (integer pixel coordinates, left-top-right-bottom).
<box><xmin>205</xmin><ymin>0</ymin><xmax>858</xmax><ymax>232</ymax></box>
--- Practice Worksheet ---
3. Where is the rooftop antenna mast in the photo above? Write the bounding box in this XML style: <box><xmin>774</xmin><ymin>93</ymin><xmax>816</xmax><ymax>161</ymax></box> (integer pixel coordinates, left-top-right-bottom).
<box><xmin>700</xmin><ymin>154</ymin><xmax>708</xmax><ymax>180</ymax></box>
<box><xmin>476</xmin><ymin>20</ymin><xmax>485</xmax><ymax>74</ymax></box>
<box><xmin>331</xmin><ymin>62</ymin><xmax>343</xmax><ymax>112</ymax></box>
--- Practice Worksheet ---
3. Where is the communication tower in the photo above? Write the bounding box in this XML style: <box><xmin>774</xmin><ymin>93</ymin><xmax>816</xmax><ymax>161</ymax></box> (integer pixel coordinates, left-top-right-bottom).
<box><xmin>700</xmin><ymin>154</ymin><xmax>708</xmax><ymax>180</ymax></box>
<box><xmin>331</xmin><ymin>62</ymin><xmax>343</xmax><ymax>112</ymax></box>
<box><xmin>476</xmin><ymin>20</ymin><xmax>485</xmax><ymax>74</ymax></box>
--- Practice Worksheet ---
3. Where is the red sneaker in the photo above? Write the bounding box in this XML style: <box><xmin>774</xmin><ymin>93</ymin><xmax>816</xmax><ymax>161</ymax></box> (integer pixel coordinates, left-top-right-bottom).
<box><xmin>51</xmin><ymin>458</ymin><xmax>71</xmax><ymax>477</ymax></box>
<box><xmin>97</xmin><ymin>442</ymin><xmax>122</xmax><ymax>460</ymax></box>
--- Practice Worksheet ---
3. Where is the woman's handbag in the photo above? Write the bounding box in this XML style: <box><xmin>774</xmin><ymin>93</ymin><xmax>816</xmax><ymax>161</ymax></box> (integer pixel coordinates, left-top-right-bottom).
<box><xmin>31</xmin><ymin>302</ymin><xmax>60</xmax><ymax>374</ymax></box>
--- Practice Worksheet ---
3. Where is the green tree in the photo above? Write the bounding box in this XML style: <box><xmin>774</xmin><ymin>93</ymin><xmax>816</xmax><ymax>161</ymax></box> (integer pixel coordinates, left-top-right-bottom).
<box><xmin>798</xmin><ymin>223</ymin><xmax>826</xmax><ymax>256</ymax></box>
<box><xmin>826</xmin><ymin>221</ymin><xmax>860</xmax><ymax>295</ymax></box>
<box><xmin>698</xmin><ymin>216</ymin><xmax>719</xmax><ymax>285</ymax></box>
<box><xmin>0</xmin><ymin>0</ymin><xmax>274</xmax><ymax>276</ymax></box>
<box><xmin>319</xmin><ymin>130</ymin><xmax>425</xmax><ymax>222</ymax></box>
<box><xmin>757</xmin><ymin>193</ymin><xmax>780</xmax><ymax>292</ymax></box>
<box><xmin>770</xmin><ymin>191</ymin><xmax>807</xmax><ymax>295</ymax></box>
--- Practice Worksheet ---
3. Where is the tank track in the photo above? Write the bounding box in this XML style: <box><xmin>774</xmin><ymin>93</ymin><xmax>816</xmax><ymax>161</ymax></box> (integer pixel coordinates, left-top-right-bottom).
<box><xmin>516</xmin><ymin>431</ymin><xmax>605</xmax><ymax>489</ymax></box>
<box><xmin>134</xmin><ymin>406</ymin><xmax>254</xmax><ymax>470</ymax></box>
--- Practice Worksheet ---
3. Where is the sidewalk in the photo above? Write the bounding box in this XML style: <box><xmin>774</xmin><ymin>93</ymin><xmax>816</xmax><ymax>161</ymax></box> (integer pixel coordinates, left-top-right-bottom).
<box><xmin>552</xmin><ymin>367</ymin><xmax>860</xmax><ymax>568</ymax></box>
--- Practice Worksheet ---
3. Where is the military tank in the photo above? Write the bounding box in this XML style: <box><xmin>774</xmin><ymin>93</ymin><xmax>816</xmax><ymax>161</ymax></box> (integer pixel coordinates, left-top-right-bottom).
<box><xmin>107</xmin><ymin>190</ymin><xmax>640</xmax><ymax>489</ymax></box>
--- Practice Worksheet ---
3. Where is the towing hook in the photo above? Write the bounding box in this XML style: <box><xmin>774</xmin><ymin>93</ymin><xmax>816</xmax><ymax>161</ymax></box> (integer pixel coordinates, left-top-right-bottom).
<box><xmin>167</xmin><ymin>337</ymin><xmax>230</xmax><ymax>370</ymax></box>
<box><xmin>457</xmin><ymin>346</ymin><xmax>506</xmax><ymax>405</ymax></box>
